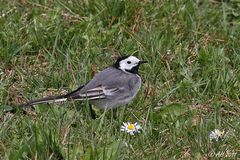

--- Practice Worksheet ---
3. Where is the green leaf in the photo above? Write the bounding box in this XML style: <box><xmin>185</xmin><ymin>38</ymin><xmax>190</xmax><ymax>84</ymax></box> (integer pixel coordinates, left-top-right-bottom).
<box><xmin>160</xmin><ymin>103</ymin><xmax>189</xmax><ymax>119</ymax></box>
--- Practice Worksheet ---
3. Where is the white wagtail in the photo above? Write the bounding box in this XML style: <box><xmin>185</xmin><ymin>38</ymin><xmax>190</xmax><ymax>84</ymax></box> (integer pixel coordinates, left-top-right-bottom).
<box><xmin>20</xmin><ymin>56</ymin><xmax>147</xmax><ymax>111</ymax></box>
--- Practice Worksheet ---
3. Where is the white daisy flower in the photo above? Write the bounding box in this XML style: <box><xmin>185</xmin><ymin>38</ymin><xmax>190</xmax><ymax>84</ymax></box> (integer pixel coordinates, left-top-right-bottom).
<box><xmin>209</xmin><ymin>129</ymin><xmax>225</xmax><ymax>142</ymax></box>
<box><xmin>120</xmin><ymin>122</ymin><xmax>142</xmax><ymax>135</ymax></box>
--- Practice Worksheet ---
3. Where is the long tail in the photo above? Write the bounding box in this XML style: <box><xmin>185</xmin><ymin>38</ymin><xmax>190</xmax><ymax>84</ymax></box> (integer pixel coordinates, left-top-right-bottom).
<box><xmin>20</xmin><ymin>85</ymin><xmax>85</xmax><ymax>108</ymax></box>
<box><xmin>20</xmin><ymin>94</ymin><xmax>68</xmax><ymax>108</ymax></box>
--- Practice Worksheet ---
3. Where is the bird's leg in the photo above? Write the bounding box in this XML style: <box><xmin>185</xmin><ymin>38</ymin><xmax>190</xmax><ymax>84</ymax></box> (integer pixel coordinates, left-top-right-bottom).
<box><xmin>89</xmin><ymin>104</ymin><xmax>96</xmax><ymax>119</ymax></box>
<box><xmin>111</xmin><ymin>109</ymin><xmax>118</xmax><ymax>120</ymax></box>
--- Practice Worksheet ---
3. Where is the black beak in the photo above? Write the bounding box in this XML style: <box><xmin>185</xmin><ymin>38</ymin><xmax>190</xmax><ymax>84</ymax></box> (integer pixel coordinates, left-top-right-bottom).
<box><xmin>139</xmin><ymin>60</ymin><xmax>148</xmax><ymax>64</ymax></box>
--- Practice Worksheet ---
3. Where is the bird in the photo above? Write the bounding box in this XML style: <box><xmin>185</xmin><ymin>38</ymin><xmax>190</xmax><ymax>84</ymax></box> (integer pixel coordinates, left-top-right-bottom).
<box><xmin>19</xmin><ymin>56</ymin><xmax>147</xmax><ymax>112</ymax></box>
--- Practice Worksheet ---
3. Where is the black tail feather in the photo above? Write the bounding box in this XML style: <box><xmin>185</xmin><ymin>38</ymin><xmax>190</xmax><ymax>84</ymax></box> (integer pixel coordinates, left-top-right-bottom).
<box><xmin>19</xmin><ymin>94</ymin><xmax>67</xmax><ymax>108</ymax></box>
<box><xmin>19</xmin><ymin>85</ymin><xmax>85</xmax><ymax>108</ymax></box>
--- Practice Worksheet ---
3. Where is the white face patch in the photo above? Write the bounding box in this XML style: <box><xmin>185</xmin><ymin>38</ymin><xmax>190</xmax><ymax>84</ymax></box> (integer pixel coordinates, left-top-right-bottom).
<box><xmin>119</xmin><ymin>56</ymin><xmax>140</xmax><ymax>72</ymax></box>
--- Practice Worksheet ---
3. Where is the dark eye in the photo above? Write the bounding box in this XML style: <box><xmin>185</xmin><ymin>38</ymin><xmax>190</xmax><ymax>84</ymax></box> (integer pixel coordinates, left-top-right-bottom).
<box><xmin>127</xmin><ymin>61</ymin><xmax>131</xmax><ymax>64</ymax></box>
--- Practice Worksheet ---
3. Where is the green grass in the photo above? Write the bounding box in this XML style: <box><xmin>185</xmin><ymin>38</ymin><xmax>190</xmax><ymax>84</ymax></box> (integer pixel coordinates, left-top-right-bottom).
<box><xmin>0</xmin><ymin>0</ymin><xmax>240</xmax><ymax>159</ymax></box>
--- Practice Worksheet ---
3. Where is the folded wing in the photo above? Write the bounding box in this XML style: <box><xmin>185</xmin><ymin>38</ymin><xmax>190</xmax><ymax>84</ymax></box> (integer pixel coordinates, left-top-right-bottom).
<box><xmin>66</xmin><ymin>85</ymin><xmax>119</xmax><ymax>101</ymax></box>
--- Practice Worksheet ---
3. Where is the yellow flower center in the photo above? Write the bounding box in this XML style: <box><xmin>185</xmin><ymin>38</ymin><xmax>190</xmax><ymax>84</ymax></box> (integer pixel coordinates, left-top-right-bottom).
<box><xmin>217</xmin><ymin>131</ymin><xmax>224</xmax><ymax>136</ymax></box>
<box><xmin>127</xmin><ymin>124</ymin><xmax>135</xmax><ymax>130</ymax></box>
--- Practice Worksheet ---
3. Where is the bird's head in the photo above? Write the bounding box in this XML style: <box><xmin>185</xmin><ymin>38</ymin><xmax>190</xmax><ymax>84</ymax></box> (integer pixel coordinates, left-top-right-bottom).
<box><xmin>113</xmin><ymin>56</ymin><xmax>147</xmax><ymax>74</ymax></box>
